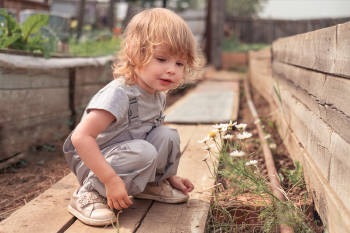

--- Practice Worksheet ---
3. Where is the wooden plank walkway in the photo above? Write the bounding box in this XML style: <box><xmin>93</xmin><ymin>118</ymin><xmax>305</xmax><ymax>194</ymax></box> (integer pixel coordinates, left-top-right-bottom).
<box><xmin>0</xmin><ymin>74</ymin><xmax>239</xmax><ymax>233</ymax></box>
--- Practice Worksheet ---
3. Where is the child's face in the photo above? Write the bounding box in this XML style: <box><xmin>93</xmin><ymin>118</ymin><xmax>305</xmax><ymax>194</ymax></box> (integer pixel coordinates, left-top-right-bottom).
<box><xmin>135</xmin><ymin>47</ymin><xmax>185</xmax><ymax>93</ymax></box>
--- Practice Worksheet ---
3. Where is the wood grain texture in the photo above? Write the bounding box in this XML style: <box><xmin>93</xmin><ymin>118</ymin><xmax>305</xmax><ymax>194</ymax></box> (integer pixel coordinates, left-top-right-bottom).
<box><xmin>65</xmin><ymin>199</ymin><xmax>152</xmax><ymax>233</ymax></box>
<box><xmin>271</xmin><ymin>105</ymin><xmax>350</xmax><ymax>233</ymax></box>
<box><xmin>0</xmin><ymin>173</ymin><xmax>78</xmax><ymax>233</ymax></box>
<box><xmin>273</xmin><ymin>21</ymin><xmax>350</xmax><ymax>78</ymax></box>
<box><xmin>251</xmin><ymin>71</ymin><xmax>350</xmax><ymax>232</ymax></box>
<box><xmin>273</xmin><ymin>61</ymin><xmax>350</xmax><ymax>144</ymax></box>
<box><xmin>0</xmin><ymin>67</ymin><xmax>69</xmax><ymax>89</ymax></box>
<box><xmin>273</xmin><ymin>84</ymin><xmax>350</xmax><ymax>212</ymax></box>
<box><xmin>0</xmin><ymin>112</ymin><xmax>71</xmax><ymax>160</ymax></box>
<box><xmin>248</xmin><ymin>48</ymin><xmax>274</xmax><ymax>106</ymax></box>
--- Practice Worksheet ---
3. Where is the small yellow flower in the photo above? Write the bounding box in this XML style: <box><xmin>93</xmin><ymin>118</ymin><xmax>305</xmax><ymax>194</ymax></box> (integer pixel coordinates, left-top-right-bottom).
<box><xmin>70</xmin><ymin>20</ymin><xmax>78</xmax><ymax>29</ymax></box>
<box><xmin>209</xmin><ymin>131</ymin><xmax>217</xmax><ymax>138</ymax></box>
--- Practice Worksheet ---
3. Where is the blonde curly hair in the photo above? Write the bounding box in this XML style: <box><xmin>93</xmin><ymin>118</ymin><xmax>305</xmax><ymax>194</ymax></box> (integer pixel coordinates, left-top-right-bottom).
<box><xmin>112</xmin><ymin>8</ymin><xmax>202</xmax><ymax>85</ymax></box>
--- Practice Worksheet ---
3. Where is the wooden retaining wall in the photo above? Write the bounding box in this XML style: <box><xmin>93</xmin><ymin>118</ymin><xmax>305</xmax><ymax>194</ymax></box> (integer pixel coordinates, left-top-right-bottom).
<box><xmin>0</xmin><ymin>53</ymin><xmax>113</xmax><ymax>163</ymax></box>
<box><xmin>227</xmin><ymin>16</ymin><xmax>350</xmax><ymax>44</ymax></box>
<box><xmin>248</xmin><ymin>21</ymin><xmax>350</xmax><ymax>233</ymax></box>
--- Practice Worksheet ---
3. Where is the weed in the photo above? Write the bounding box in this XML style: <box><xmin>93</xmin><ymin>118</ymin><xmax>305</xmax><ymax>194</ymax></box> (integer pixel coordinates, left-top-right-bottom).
<box><xmin>281</xmin><ymin>161</ymin><xmax>305</xmax><ymax>189</ymax></box>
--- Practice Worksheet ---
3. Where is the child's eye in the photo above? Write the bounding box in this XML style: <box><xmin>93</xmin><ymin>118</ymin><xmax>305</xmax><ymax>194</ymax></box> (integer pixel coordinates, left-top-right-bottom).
<box><xmin>176</xmin><ymin>62</ymin><xmax>184</xmax><ymax>67</ymax></box>
<box><xmin>156</xmin><ymin>57</ymin><xmax>166</xmax><ymax>62</ymax></box>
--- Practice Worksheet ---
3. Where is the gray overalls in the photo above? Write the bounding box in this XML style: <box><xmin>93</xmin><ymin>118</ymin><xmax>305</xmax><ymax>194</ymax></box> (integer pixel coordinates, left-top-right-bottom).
<box><xmin>63</xmin><ymin>80</ymin><xmax>181</xmax><ymax>196</ymax></box>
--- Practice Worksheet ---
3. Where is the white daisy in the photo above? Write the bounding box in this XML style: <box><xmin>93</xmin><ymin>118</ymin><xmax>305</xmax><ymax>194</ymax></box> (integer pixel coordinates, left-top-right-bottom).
<box><xmin>245</xmin><ymin>160</ymin><xmax>258</xmax><ymax>166</ymax></box>
<box><xmin>202</xmin><ymin>144</ymin><xmax>215</xmax><ymax>151</ymax></box>
<box><xmin>198</xmin><ymin>136</ymin><xmax>209</xmax><ymax>144</ymax></box>
<box><xmin>269</xmin><ymin>143</ymin><xmax>277</xmax><ymax>150</ymax></box>
<box><xmin>230</xmin><ymin>150</ymin><xmax>246</xmax><ymax>157</ymax></box>
<box><xmin>237</xmin><ymin>132</ymin><xmax>252</xmax><ymax>140</ymax></box>
<box><xmin>235</xmin><ymin>123</ymin><xmax>247</xmax><ymax>130</ymax></box>
<box><xmin>223</xmin><ymin>134</ymin><xmax>234</xmax><ymax>140</ymax></box>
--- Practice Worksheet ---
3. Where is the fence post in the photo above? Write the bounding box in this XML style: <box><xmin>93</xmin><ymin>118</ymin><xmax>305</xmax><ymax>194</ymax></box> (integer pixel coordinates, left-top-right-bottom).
<box><xmin>206</xmin><ymin>0</ymin><xmax>225</xmax><ymax>69</ymax></box>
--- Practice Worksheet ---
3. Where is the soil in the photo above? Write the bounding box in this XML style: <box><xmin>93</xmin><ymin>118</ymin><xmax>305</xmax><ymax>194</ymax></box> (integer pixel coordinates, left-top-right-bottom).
<box><xmin>0</xmin><ymin>83</ymin><xmax>196</xmax><ymax>222</ymax></box>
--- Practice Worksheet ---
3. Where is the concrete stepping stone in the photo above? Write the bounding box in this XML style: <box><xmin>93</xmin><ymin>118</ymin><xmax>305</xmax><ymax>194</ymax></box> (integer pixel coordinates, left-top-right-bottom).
<box><xmin>165</xmin><ymin>80</ymin><xmax>239</xmax><ymax>124</ymax></box>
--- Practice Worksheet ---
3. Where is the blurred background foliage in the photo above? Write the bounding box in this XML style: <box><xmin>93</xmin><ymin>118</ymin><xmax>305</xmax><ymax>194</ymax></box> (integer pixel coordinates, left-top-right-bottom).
<box><xmin>226</xmin><ymin>0</ymin><xmax>268</xmax><ymax>17</ymax></box>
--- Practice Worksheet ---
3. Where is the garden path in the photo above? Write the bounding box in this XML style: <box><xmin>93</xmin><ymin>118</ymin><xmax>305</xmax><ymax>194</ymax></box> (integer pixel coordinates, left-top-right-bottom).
<box><xmin>0</xmin><ymin>70</ymin><xmax>240</xmax><ymax>233</ymax></box>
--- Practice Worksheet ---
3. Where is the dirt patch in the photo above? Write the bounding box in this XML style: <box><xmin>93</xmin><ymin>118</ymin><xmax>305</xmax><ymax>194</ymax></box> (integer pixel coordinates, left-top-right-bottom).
<box><xmin>0</xmin><ymin>146</ymin><xmax>71</xmax><ymax>221</ymax></box>
<box><xmin>0</xmin><ymin>85</ymin><xmax>195</xmax><ymax>222</ymax></box>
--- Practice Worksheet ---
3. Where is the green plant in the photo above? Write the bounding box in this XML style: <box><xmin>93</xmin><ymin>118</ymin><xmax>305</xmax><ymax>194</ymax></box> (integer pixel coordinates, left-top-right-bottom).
<box><xmin>68</xmin><ymin>31</ymin><xmax>120</xmax><ymax>57</ymax></box>
<box><xmin>273</xmin><ymin>81</ymin><xmax>282</xmax><ymax>105</ymax></box>
<box><xmin>282</xmin><ymin>161</ymin><xmax>305</xmax><ymax>189</ymax></box>
<box><xmin>226</xmin><ymin>0</ymin><xmax>268</xmax><ymax>17</ymax></box>
<box><xmin>0</xmin><ymin>9</ymin><xmax>52</xmax><ymax>57</ymax></box>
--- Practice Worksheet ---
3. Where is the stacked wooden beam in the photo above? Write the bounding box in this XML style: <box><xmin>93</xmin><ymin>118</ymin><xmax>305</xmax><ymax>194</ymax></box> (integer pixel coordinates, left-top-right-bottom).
<box><xmin>249</xmin><ymin>21</ymin><xmax>350</xmax><ymax>233</ymax></box>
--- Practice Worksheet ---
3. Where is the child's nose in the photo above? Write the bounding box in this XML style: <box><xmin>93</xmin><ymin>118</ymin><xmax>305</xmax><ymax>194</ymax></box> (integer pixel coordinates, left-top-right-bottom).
<box><xmin>166</xmin><ymin>63</ymin><xmax>176</xmax><ymax>75</ymax></box>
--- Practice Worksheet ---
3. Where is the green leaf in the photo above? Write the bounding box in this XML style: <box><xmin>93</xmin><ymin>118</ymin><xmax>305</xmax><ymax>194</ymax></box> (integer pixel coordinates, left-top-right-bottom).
<box><xmin>0</xmin><ymin>9</ymin><xmax>21</xmax><ymax>38</ymax></box>
<box><xmin>22</xmin><ymin>14</ymin><xmax>49</xmax><ymax>42</ymax></box>
<box><xmin>0</xmin><ymin>34</ymin><xmax>21</xmax><ymax>48</ymax></box>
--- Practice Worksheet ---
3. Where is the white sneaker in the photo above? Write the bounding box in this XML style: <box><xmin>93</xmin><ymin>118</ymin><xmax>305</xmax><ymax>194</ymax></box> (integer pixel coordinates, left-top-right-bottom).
<box><xmin>134</xmin><ymin>180</ymin><xmax>189</xmax><ymax>204</ymax></box>
<box><xmin>68</xmin><ymin>189</ymin><xmax>116</xmax><ymax>226</ymax></box>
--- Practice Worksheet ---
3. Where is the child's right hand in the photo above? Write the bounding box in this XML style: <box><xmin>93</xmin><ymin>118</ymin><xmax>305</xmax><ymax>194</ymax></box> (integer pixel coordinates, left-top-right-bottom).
<box><xmin>105</xmin><ymin>176</ymin><xmax>133</xmax><ymax>210</ymax></box>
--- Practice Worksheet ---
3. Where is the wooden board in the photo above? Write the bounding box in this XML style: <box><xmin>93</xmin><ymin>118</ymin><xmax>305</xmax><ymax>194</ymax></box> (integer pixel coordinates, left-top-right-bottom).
<box><xmin>272</xmin><ymin>62</ymin><xmax>350</xmax><ymax>144</ymax></box>
<box><xmin>272</xmin><ymin>84</ymin><xmax>350</xmax><ymax>212</ymax></box>
<box><xmin>65</xmin><ymin>199</ymin><xmax>152</xmax><ymax>233</ymax></box>
<box><xmin>271</xmin><ymin>102</ymin><xmax>350</xmax><ymax>233</ymax></box>
<box><xmin>272</xmin><ymin>21</ymin><xmax>350</xmax><ymax>78</ymax></box>
<box><xmin>0</xmin><ymin>173</ymin><xmax>78</xmax><ymax>233</ymax></box>
<box><xmin>0</xmin><ymin>53</ymin><xmax>114</xmax><ymax>70</ymax></box>
<box><xmin>0</xmin><ymin>88</ymin><xmax>70</xmax><ymax>123</ymax></box>
<box><xmin>273</xmin><ymin>61</ymin><xmax>350</xmax><ymax>117</ymax></box>
<box><xmin>136</xmin><ymin>125</ymin><xmax>215</xmax><ymax>233</ymax></box>
<box><xmin>248</xmin><ymin>48</ymin><xmax>274</xmax><ymax>106</ymax></box>
<box><xmin>0</xmin><ymin>67</ymin><xmax>69</xmax><ymax>89</ymax></box>
<box><xmin>0</xmin><ymin>113</ymin><xmax>71</xmax><ymax>154</ymax></box>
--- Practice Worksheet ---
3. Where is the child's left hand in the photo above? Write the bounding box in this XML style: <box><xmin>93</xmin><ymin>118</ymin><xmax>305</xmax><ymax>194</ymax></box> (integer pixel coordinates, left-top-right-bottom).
<box><xmin>168</xmin><ymin>176</ymin><xmax>194</xmax><ymax>195</ymax></box>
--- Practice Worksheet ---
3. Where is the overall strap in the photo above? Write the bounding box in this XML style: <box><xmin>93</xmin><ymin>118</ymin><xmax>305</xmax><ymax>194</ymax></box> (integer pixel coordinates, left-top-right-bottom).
<box><xmin>128</xmin><ymin>96</ymin><xmax>139</xmax><ymax>123</ymax></box>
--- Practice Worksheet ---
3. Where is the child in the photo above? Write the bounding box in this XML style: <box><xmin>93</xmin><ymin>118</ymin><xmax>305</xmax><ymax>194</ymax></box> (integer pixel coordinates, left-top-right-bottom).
<box><xmin>63</xmin><ymin>8</ymin><xmax>200</xmax><ymax>226</ymax></box>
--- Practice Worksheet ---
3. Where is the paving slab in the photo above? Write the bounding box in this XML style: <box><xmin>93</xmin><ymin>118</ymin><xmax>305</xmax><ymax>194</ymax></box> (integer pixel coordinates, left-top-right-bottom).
<box><xmin>165</xmin><ymin>80</ymin><xmax>239</xmax><ymax>124</ymax></box>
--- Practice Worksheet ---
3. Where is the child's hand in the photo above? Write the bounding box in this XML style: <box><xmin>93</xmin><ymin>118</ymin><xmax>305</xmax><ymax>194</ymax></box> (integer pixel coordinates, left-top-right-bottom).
<box><xmin>105</xmin><ymin>176</ymin><xmax>133</xmax><ymax>210</ymax></box>
<box><xmin>168</xmin><ymin>176</ymin><xmax>194</xmax><ymax>195</ymax></box>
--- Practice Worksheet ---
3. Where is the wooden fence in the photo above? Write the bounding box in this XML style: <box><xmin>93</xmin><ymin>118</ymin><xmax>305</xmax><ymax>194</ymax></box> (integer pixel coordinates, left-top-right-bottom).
<box><xmin>249</xmin><ymin>20</ymin><xmax>350</xmax><ymax>233</ymax></box>
<box><xmin>227</xmin><ymin>16</ymin><xmax>350</xmax><ymax>44</ymax></box>
<box><xmin>0</xmin><ymin>52</ymin><xmax>113</xmax><ymax>164</ymax></box>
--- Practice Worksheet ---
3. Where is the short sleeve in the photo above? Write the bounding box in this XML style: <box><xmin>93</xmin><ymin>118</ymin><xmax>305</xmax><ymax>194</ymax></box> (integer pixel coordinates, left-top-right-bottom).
<box><xmin>86</xmin><ymin>84</ymin><xmax>129</xmax><ymax>123</ymax></box>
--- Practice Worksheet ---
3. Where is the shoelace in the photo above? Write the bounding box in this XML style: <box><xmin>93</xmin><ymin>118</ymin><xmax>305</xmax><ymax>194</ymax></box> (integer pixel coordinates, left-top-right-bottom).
<box><xmin>78</xmin><ymin>192</ymin><xmax>107</xmax><ymax>208</ymax></box>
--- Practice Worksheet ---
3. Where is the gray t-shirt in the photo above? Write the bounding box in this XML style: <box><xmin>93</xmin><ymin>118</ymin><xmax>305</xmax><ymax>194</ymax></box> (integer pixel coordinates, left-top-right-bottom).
<box><xmin>64</xmin><ymin>79</ymin><xmax>166</xmax><ymax>152</ymax></box>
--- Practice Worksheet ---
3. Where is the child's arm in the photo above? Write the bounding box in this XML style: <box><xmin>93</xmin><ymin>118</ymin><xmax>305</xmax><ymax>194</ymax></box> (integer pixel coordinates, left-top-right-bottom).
<box><xmin>71</xmin><ymin>109</ymin><xmax>133</xmax><ymax>210</ymax></box>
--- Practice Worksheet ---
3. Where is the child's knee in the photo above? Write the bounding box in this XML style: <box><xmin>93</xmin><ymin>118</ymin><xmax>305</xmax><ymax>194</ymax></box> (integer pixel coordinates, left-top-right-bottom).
<box><xmin>148</xmin><ymin>126</ymin><xmax>180</xmax><ymax>145</ymax></box>
<box><xmin>137</xmin><ymin>140</ymin><xmax>158</xmax><ymax>165</ymax></box>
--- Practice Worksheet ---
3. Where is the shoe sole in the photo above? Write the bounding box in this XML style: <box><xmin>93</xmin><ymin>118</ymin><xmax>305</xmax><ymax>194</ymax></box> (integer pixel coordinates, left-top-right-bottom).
<box><xmin>67</xmin><ymin>205</ymin><xmax>116</xmax><ymax>226</ymax></box>
<box><xmin>134</xmin><ymin>193</ymin><xmax>189</xmax><ymax>204</ymax></box>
